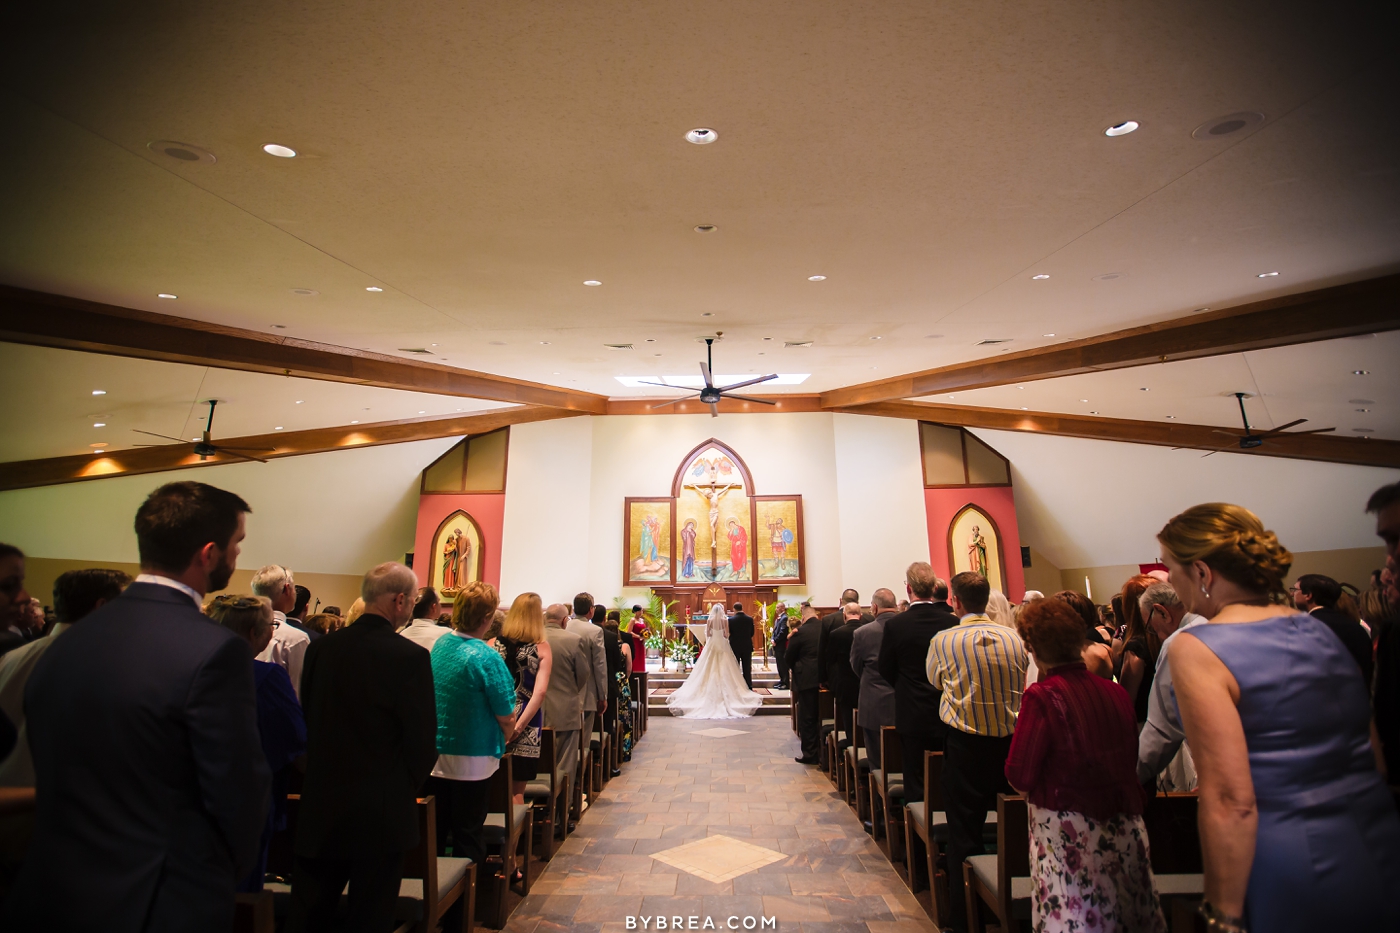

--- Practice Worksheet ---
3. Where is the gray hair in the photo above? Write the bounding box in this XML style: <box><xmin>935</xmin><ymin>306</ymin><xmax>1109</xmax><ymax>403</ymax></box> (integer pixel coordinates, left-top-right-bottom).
<box><xmin>871</xmin><ymin>588</ymin><xmax>898</xmax><ymax>611</ymax></box>
<box><xmin>250</xmin><ymin>565</ymin><xmax>293</xmax><ymax>598</ymax></box>
<box><xmin>1139</xmin><ymin>581</ymin><xmax>1181</xmax><ymax>617</ymax></box>
<box><xmin>1022</xmin><ymin>590</ymin><xmax>1045</xmax><ymax>603</ymax></box>
<box><xmin>361</xmin><ymin>562</ymin><xmax>417</xmax><ymax>603</ymax></box>
<box><xmin>842</xmin><ymin>601</ymin><xmax>863</xmax><ymax>618</ymax></box>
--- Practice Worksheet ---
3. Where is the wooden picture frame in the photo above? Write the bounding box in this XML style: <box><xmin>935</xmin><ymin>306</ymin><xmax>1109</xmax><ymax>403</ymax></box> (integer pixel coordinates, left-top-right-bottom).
<box><xmin>751</xmin><ymin>495</ymin><xmax>805</xmax><ymax>584</ymax></box>
<box><xmin>947</xmin><ymin>503</ymin><xmax>1007</xmax><ymax>594</ymax></box>
<box><xmin>623</xmin><ymin>497</ymin><xmax>675</xmax><ymax>586</ymax></box>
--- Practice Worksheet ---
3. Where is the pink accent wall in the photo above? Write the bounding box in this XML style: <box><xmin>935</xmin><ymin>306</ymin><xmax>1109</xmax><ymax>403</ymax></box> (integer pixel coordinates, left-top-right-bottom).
<box><xmin>924</xmin><ymin>486</ymin><xmax>1026</xmax><ymax>601</ymax></box>
<box><xmin>413</xmin><ymin>493</ymin><xmax>506</xmax><ymax>590</ymax></box>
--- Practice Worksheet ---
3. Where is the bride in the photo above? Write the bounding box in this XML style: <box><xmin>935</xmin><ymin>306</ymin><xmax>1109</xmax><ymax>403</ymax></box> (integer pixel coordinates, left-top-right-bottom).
<box><xmin>665</xmin><ymin>604</ymin><xmax>764</xmax><ymax>719</ymax></box>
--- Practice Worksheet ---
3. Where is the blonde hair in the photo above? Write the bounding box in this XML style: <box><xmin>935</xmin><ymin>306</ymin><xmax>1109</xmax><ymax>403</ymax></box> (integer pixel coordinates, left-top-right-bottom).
<box><xmin>452</xmin><ymin>580</ymin><xmax>500</xmax><ymax>633</ymax></box>
<box><xmin>345</xmin><ymin>597</ymin><xmax>366</xmax><ymax>625</ymax></box>
<box><xmin>985</xmin><ymin>590</ymin><xmax>1014</xmax><ymax>627</ymax></box>
<box><xmin>500</xmin><ymin>592</ymin><xmax>545</xmax><ymax>644</ymax></box>
<box><xmin>1157</xmin><ymin>503</ymin><xmax>1292</xmax><ymax>596</ymax></box>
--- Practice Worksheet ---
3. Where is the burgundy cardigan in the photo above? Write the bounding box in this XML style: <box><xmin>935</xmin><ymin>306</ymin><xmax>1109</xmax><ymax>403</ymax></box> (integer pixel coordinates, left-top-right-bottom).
<box><xmin>1005</xmin><ymin>661</ymin><xmax>1146</xmax><ymax>820</ymax></box>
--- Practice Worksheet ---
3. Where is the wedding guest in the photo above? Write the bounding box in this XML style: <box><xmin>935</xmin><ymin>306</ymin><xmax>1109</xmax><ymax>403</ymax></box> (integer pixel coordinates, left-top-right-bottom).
<box><xmin>541</xmin><ymin>603</ymin><xmax>586</xmax><ymax>810</ymax></box>
<box><xmin>1163</xmin><ymin>503</ymin><xmax>1400</xmax><ymax>931</ymax></box>
<box><xmin>304</xmin><ymin>612</ymin><xmax>342</xmax><ymax>636</ymax></box>
<box><xmin>251</xmin><ymin>565</ymin><xmax>311</xmax><ymax>700</ymax></box>
<box><xmin>486</xmin><ymin>608</ymin><xmax>505</xmax><ymax>644</ymax></box>
<box><xmin>985</xmin><ymin>589</ymin><xmax>1014</xmax><ymax>627</ymax></box>
<box><xmin>285</xmin><ymin>584</ymin><xmax>320</xmax><ymax>642</ymax></box>
<box><xmin>401</xmin><ymin>586</ymin><xmax>450</xmax><ymax>652</ymax></box>
<box><xmin>1366</xmin><ymin>586</ymin><xmax>1400</xmax><ymax>786</ymax></box>
<box><xmin>288</xmin><ymin>562</ymin><xmax>436</xmax><ymax>933</ymax></box>
<box><xmin>496</xmin><ymin>593</ymin><xmax>552</xmax><ymax>803</ymax></box>
<box><xmin>567</xmin><ymin>593</ymin><xmax>608</xmax><ymax>748</ymax></box>
<box><xmin>930</xmin><ymin>579</ymin><xmax>954</xmax><ymax>616</ymax></box>
<box><xmin>1136</xmin><ymin>581</ymin><xmax>1204</xmax><ymax>791</ymax></box>
<box><xmin>772</xmin><ymin>607</ymin><xmax>790</xmax><ymax>689</ymax></box>
<box><xmin>927</xmin><ymin>571</ymin><xmax>1028</xmax><ymax>933</ymax></box>
<box><xmin>4</xmin><ymin>482</ymin><xmax>269</xmax><ymax>931</ymax></box>
<box><xmin>603</xmin><ymin>610</ymin><xmax>634</xmax><ymax>765</ymax></box>
<box><xmin>1371</xmin><ymin>483</ymin><xmax>1400</xmax><ymax>602</ymax></box>
<box><xmin>878</xmin><ymin>562</ymin><xmax>958</xmax><ymax>804</ymax></box>
<box><xmin>206</xmin><ymin>594</ymin><xmax>306</xmax><ymax>894</ymax></box>
<box><xmin>0</xmin><ymin>545</ymin><xmax>30</xmax><ymax>660</ymax></box>
<box><xmin>1006</xmin><ymin>598</ymin><xmax>1166</xmax><ymax>933</ymax></box>
<box><xmin>428</xmin><ymin>581</ymin><xmax>515</xmax><ymax>866</ymax></box>
<box><xmin>825</xmin><ymin>602</ymin><xmax>863</xmax><ymax>750</ymax></box>
<box><xmin>1055</xmin><ymin>590</ymin><xmax>1113</xmax><ymax>679</ymax></box>
<box><xmin>0</xmin><ymin>567</ymin><xmax>131</xmax><ymax>787</ymax></box>
<box><xmin>850</xmin><ymin>591</ymin><xmax>899</xmax><ymax>768</ymax></box>
<box><xmin>344</xmin><ymin>597</ymin><xmax>366</xmax><ymax>625</ymax></box>
<box><xmin>786</xmin><ymin>606</ymin><xmax>823</xmax><ymax>764</ymax></box>
<box><xmin>1290</xmin><ymin>573</ymin><xmax>1374</xmax><ymax>688</ymax></box>
<box><xmin>817</xmin><ymin>587</ymin><xmax>860</xmax><ymax>686</ymax></box>
<box><xmin>1117</xmin><ymin>574</ymin><xmax>1161</xmax><ymax>724</ymax></box>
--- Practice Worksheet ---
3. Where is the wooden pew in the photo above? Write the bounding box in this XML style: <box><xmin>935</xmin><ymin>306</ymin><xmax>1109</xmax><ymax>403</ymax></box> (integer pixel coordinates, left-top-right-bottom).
<box><xmin>842</xmin><ymin>713</ymin><xmax>872</xmax><ymax>825</ymax></box>
<box><xmin>480</xmin><ymin>755</ymin><xmax>532</xmax><ymax>928</ymax></box>
<box><xmin>869</xmin><ymin>726</ymin><xmax>905</xmax><ymax>862</ymax></box>
<box><xmin>523</xmin><ymin>728</ymin><xmax>568</xmax><ymax>861</ymax></box>
<box><xmin>964</xmin><ymin>793</ymin><xmax>1031</xmax><ymax>933</ymax></box>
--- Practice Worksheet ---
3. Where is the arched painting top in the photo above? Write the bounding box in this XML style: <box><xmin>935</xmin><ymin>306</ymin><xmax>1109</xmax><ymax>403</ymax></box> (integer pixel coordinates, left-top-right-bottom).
<box><xmin>670</xmin><ymin>438</ymin><xmax>756</xmax><ymax>497</ymax></box>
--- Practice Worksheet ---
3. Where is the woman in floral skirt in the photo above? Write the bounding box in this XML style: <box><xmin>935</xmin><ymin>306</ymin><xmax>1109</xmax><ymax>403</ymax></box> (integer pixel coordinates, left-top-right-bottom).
<box><xmin>1005</xmin><ymin>598</ymin><xmax>1166</xmax><ymax>932</ymax></box>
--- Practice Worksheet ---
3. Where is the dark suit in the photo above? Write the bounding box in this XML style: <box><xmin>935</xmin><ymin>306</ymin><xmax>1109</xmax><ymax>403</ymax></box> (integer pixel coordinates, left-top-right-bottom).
<box><xmin>1311</xmin><ymin>606</ymin><xmax>1374</xmax><ymax>690</ymax></box>
<box><xmin>785</xmin><ymin>621</ymin><xmax>823</xmax><ymax>761</ymax></box>
<box><xmin>771</xmin><ymin>616</ymin><xmax>789</xmax><ymax>687</ymax></box>
<box><xmin>289</xmin><ymin>613</ymin><xmax>437</xmax><ymax>933</ymax></box>
<box><xmin>825</xmin><ymin>619</ymin><xmax>862</xmax><ymax>742</ymax></box>
<box><xmin>877</xmin><ymin>601</ymin><xmax>959</xmax><ymax>802</ymax></box>
<box><xmin>728</xmin><ymin>611</ymin><xmax>755</xmax><ymax>688</ymax></box>
<box><xmin>850</xmin><ymin>611</ymin><xmax>898</xmax><ymax>767</ymax></box>
<box><xmin>5</xmin><ymin>582</ymin><xmax>270</xmax><ymax>933</ymax></box>
<box><xmin>285</xmin><ymin>614</ymin><xmax>321</xmax><ymax>642</ymax></box>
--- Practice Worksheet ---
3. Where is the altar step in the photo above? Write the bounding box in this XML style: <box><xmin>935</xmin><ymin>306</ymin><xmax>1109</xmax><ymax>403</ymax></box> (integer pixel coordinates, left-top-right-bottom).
<box><xmin>645</xmin><ymin>666</ymin><xmax>791</xmax><ymax>717</ymax></box>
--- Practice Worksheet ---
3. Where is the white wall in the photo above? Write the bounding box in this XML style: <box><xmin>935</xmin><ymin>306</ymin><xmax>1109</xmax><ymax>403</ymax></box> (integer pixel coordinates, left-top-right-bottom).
<box><xmin>0</xmin><ymin>437</ymin><xmax>458</xmax><ymax>574</ymax></box>
<box><xmin>975</xmin><ymin>428</ymin><xmax>1400</xmax><ymax>570</ymax></box>
<box><xmin>498</xmin><ymin>416</ymin><xmax>596</xmax><ymax>600</ymax></box>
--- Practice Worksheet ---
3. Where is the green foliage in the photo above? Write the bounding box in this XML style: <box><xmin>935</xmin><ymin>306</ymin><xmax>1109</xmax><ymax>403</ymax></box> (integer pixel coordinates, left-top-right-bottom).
<box><xmin>666</xmin><ymin>638</ymin><xmax>696</xmax><ymax>666</ymax></box>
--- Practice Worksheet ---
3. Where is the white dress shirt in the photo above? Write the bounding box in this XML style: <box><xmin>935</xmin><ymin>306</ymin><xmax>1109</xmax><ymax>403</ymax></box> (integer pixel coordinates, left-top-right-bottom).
<box><xmin>400</xmin><ymin>619</ymin><xmax>450</xmax><ymax>653</ymax></box>
<box><xmin>1137</xmin><ymin>612</ymin><xmax>1206</xmax><ymax>785</ymax></box>
<box><xmin>257</xmin><ymin>610</ymin><xmax>310</xmax><ymax>699</ymax></box>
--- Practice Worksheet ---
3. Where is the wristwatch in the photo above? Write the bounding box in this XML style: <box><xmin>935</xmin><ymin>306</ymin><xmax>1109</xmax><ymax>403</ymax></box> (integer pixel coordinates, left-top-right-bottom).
<box><xmin>1199</xmin><ymin>901</ymin><xmax>1247</xmax><ymax>933</ymax></box>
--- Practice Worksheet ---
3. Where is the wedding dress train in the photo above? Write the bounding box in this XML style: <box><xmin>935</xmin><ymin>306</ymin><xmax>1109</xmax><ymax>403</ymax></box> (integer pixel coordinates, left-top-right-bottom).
<box><xmin>665</xmin><ymin>608</ymin><xmax>764</xmax><ymax>720</ymax></box>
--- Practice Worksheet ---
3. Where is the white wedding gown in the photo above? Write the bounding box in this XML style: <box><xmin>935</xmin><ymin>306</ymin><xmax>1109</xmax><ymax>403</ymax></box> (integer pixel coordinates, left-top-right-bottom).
<box><xmin>665</xmin><ymin>613</ymin><xmax>764</xmax><ymax>719</ymax></box>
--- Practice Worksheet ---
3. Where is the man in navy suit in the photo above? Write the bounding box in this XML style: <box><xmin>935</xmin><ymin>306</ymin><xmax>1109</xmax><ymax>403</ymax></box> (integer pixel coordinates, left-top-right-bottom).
<box><xmin>5</xmin><ymin>481</ymin><xmax>270</xmax><ymax>932</ymax></box>
<box><xmin>728</xmin><ymin>601</ymin><xmax>756</xmax><ymax>689</ymax></box>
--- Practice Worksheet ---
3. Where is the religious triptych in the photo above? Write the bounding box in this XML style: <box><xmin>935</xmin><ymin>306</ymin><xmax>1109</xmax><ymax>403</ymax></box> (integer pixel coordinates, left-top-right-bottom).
<box><xmin>622</xmin><ymin>440</ymin><xmax>805</xmax><ymax>586</ymax></box>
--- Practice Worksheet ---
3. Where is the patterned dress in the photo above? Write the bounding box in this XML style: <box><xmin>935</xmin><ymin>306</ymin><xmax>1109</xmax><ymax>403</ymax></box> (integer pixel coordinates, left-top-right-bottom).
<box><xmin>494</xmin><ymin>638</ymin><xmax>542</xmax><ymax>775</ymax></box>
<box><xmin>1028</xmin><ymin>806</ymin><xmax>1166</xmax><ymax>933</ymax></box>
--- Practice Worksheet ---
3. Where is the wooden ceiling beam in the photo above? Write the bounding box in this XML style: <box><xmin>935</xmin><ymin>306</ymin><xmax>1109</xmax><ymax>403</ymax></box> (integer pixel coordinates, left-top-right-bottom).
<box><xmin>0</xmin><ymin>405</ymin><xmax>579</xmax><ymax>491</ymax></box>
<box><xmin>820</xmin><ymin>273</ymin><xmax>1400</xmax><ymax>408</ymax></box>
<box><xmin>604</xmin><ymin>394</ymin><xmax>824</xmax><ymax>415</ymax></box>
<box><xmin>835</xmin><ymin>400</ymin><xmax>1400</xmax><ymax>468</ymax></box>
<box><xmin>0</xmin><ymin>285</ymin><xmax>609</xmax><ymax>414</ymax></box>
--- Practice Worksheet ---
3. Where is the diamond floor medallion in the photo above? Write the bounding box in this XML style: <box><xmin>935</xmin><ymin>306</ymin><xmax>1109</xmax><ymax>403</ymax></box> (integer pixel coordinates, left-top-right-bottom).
<box><xmin>691</xmin><ymin>727</ymin><xmax>749</xmax><ymax>737</ymax></box>
<box><xmin>649</xmin><ymin>834</ymin><xmax>787</xmax><ymax>883</ymax></box>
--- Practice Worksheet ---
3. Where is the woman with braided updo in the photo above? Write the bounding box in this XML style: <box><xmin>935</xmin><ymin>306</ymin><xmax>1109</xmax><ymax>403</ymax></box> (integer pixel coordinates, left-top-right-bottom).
<box><xmin>1161</xmin><ymin>503</ymin><xmax>1400</xmax><ymax>933</ymax></box>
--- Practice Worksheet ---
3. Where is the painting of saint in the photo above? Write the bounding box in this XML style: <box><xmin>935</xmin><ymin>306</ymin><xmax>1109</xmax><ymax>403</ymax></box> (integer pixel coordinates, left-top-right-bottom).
<box><xmin>431</xmin><ymin>512</ymin><xmax>482</xmax><ymax>596</ymax></box>
<box><xmin>680</xmin><ymin>520</ymin><xmax>698</xmax><ymax>579</ymax></box>
<box><xmin>754</xmin><ymin>497</ymin><xmax>803</xmax><ymax>582</ymax></box>
<box><xmin>968</xmin><ymin>525</ymin><xmax>988</xmax><ymax>575</ymax></box>
<box><xmin>726</xmin><ymin>519</ymin><xmax>749</xmax><ymax>578</ymax></box>
<box><xmin>625</xmin><ymin>499</ymin><xmax>672</xmax><ymax>584</ymax></box>
<box><xmin>948</xmin><ymin>505</ymin><xmax>1003</xmax><ymax>593</ymax></box>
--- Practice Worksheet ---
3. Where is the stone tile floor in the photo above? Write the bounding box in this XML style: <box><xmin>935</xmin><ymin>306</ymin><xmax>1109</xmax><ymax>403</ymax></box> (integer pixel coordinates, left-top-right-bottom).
<box><xmin>503</xmin><ymin>716</ymin><xmax>937</xmax><ymax>933</ymax></box>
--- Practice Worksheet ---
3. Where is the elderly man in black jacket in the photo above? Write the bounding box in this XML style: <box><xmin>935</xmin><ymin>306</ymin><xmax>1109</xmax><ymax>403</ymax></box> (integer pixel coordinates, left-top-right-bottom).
<box><xmin>824</xmin><ymin>602</ymin><xmax>864</xmax><ymax>748</ymax></box>
<box><xmin>288</xmin><ymin>561</ymin><xmax>438</xmax><ymax>933</ymax></box>
<box><xmin>785</xmin><ymin>613</ymin><xmax>824</xmax><ymax>764</ymax></box>
<box><xmin>5</xmin><ymin>481</ymin><xmax>270</xmax><ymax>933</ymax></box>
<box><xmin>878</xmin><ymin>562</ymin><xmax>958</xmax><ymax>804</ymax></box>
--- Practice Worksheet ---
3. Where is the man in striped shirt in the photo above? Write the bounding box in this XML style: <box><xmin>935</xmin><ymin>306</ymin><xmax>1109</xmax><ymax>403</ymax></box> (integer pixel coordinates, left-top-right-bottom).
<box><xmin>926</xmin><ymin>571</ymin><xmax>1028</xmax><ymax>932</ymax></box>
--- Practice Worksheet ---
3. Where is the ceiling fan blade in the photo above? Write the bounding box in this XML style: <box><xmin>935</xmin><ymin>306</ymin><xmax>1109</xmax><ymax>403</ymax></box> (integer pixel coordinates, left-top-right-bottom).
<box><xmin>699</xmin><ymin>360</ymin><xmax>714</xmax><ymax>389</ymax></box>
<box><xmin>636</xmin><ymin>380</ymin><xmax>691</xmax><ymax>391</ymax></box>
<box><xmin>707</xmin><ymin>402</ymin><xmax>719</xmax><ymax>419</ymax></box>
<box><xmin>723</xmin><ymin>393</ymin><xmax>778</xmax><ymax>405</ymax></box>
<box><xmin>649</xmin><ymin>398</ymin><xmax>688</xmax><ymax>410</ymax></box>
<box><xmin>1211</xmin><ymin>429</ymin><xmax>1242</xmax><ymax>437</ymax></box>
<box><xmin>1270</xmin><ymin>426</ymin><xmax>1336</xmax><ymax>437</ymax></box>
<box><xmin>1200</xmin><ymin>450</ymin><xmax>1219</xmax><ymax>458</ymax></box>
<box><xmin>1255</xmin><ymin>418</ymin><xmax>1308</xmax><ymax>436</ymax></box>
<box><xmin>215</xmin><ymin>447</ymin><xmax>271</xmax><ymax>464</ymax></box>
<box><xmin>219</xmin><ymin>446</ymin><xmax>279</xmax><ymax>452</ymax></box>
<box><xmin>717</xmin><ymin>374</ymin><xmax>779</xmax><ymax>392</ymax></box>
<box><xmin>132</xmin><ymin>429</ymin><xmax>192</xmax><ymax>443</ymax></box>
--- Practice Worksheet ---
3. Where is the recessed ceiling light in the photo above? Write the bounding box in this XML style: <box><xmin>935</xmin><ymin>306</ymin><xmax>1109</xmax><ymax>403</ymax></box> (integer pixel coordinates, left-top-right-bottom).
<box><xmin>365</xmin><ymin>286</ymin><xmax>383</xmax><ymax>292</ymax></box>
<box><xmin>1354</xmin><ymin>427</ymin><xmax>1375</xmax><ymax>434</ymax></box>
<box><xmin>645</xmin><ymin>338</ymin><xmax>657</xmax><ymax>343</ymax></box>
<box><xmin>1356</xmin><ymin>408</ymin><xmax>1372</xmax><ymax>412</ymax></box>
<box><xmin>1089</xmin><ymin>410</ymin><xmax>1099</xmax><ymax>414</ymax></box>
<box><xmin>702</xmin><ymin>312</ymin><xmax>714</xmax><ymax>317</ymax></box>
<box><xmin>1093</xmin><ymin>273</ymin><xmax>1124</xmax><ymax>281</ymax></box>
<box><xmin>291</xmin><ymin>288</ymin><xmax>318</xmax><ymax>296</ymax></box>
<box><xmin>784</xmin><ymin>340</ymin><xmax>813</xmax><ymax>348</ymax></box>
<box><xmin>540</xmin><ymin>341</ymin><xmax>550</xmax><ymax>345</ymax></box>
<box><xmin>762</xmin><ymin>337</ymin><xmax>773</xmax><ymax>341</ymax></box>
<box><xmin>350</xmin><ymin>420</ymin><xmax>359</xmax><ymax>424</ymax></box>
<box><xmin>148</xmin><ymin>140</ymin><xmax>216</xmax><ymax>164</ymax></box>
<box><xmin>1031</xmin><ymin>274</ymin><xmax>1050</xmax><ymax>280</ymax></box>
<box><xmin>1354</xmin><ymin>370</ymin><xmax>1370</xmax><ymax>375</ymax></box>
<box><xmin>272</xmin><ymin>324</ymin><xmax>287</xmax><ymax>329</ymax></box>
<box><xmin>925</xmin><ymin>334</ymin><xmax>944</xmax><ymax>339</ymax></box>
<box><xmin>552</xmin><ymin>371</ymin><xmax>561</xmax><ymax>375</ymax></box>
<box><xmin>583</xmin><ymin>280</ymin><xmax>602</xmax><ymax>286</ymax></box>
<box><xmin>263</xmin><ymin>143</ymin><xmax>297</xmax><ymax>158</ymax></box>
<box><xmin>1165</xmin><ymin>415</ymin><xmax>1176</xmax><ymax>419</ymax></box>
<box><xmin>418</xmin><ymin>410</ymin><xmax>426</xmax><ymax>414</ymax></box>
<box><xmin>191</xmin><ymin>437</ymin><xmax>200</xmax><ymax>441</ymax></box>
<box><xmin>92</xmin><ymin>422</ymin><xmax>105</xmax><ymax>428</ymax></box>
<box><xmin>275</xmin><ymin>426</ymin><xmax>283</xmax><ymax>430</ymax></box>
<box><xmin>89</xmin><ymin>443</ymin><xmax>107</xmax><ymax>449</ymax></box>
<box><xmin>685</xmin><ymin>128</ymin><xmax>718</xmax><ymax>145</ymax></box>
<box><xmin>695</xmin><ymin>224</ymin><xmax>717</xmax><ymax>233</ymax></box>
<box><xmin>157</xmin><ymin>293</ymin><xmax>177</xmax><ymax>300</ymax></box>
<box><xmin>1350</xmin><ymin>399</ymin><xmax>1374</xmax><ymax>404</ymax></box>
<box><xmin>92</xmin><ymin>389</ymin><xmax>106</xmax><ymax>396</ymax></box>
<box><xmin>808</xmin><ymin>275</ymin><xmax>826</xmax><ymax>281</ymax></box>
<box><xmin>1139</xmin><ymin>387</ymin><xmax>1149</xmax><ymax>391</ymax></box>
<box><xmin>1080</xmin><ymin>399</ymin><xmax>1088</xmax><ymax>403</ymax></box>
<box><xmin>1042</xmin><ymin>333</ymin><xmax>1055</xmax><ymax>337</ymax></box>
<box><xmin>1192</xmin><ymin>112</ymin><xmax>1264</xmax><ymax>140</ymax></box>
<box><xmin>295</xmin><ymin>400</ymin><xmax>303</xmax><ymax>404</ymax></box>
<box><xmin>1020</xmin><ymin>407</ymin><xmax>1029</xmax><ymax>410</ymax></box>
<box><xmin>1017</xmin><ymin>385</ymin><xmax>1025</xmax><ymax>389</ymax></box>
<box><xmin>871</xmin><ymin>336</ymin><xmax>882</xmax><ymax>340</ymax></box>
<box><xmin>1258</xmin><ymin>271</ymin><xmax>1279</xmax><ymax>278</ymax></box>
<box><xmin>1104</xmin><ymin>120</ymin><xmax>1139</xmax><ymax>137</ymax></box>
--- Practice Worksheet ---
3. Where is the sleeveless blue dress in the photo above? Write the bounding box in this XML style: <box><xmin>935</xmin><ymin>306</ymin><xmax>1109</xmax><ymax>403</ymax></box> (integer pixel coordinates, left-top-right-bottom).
<box><xmin>1181</xmin><ymin>615</ymin><xmax>1400</xmax><ymax>931</ymax></box>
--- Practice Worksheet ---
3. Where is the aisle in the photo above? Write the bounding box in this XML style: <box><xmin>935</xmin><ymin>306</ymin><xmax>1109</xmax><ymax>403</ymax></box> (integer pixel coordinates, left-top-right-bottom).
<box><xmin>505</xmin><ymin>717</ymin><xmax>934</xmax><ymax>933</ymax></box>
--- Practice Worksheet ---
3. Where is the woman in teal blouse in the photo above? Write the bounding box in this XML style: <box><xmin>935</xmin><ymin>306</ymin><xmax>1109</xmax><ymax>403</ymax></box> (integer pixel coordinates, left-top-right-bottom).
<box><xmin>428</xmin><ymin>580</ymin><xmax>516</xmax><ymax>865</ymax></box>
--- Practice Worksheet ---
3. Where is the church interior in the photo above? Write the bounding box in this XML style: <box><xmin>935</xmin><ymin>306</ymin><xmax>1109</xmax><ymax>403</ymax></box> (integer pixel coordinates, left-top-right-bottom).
<box><xmin>1</xmin><ymin>2</ymin><xmax>1398</xmax><ymax>932</ymax></box>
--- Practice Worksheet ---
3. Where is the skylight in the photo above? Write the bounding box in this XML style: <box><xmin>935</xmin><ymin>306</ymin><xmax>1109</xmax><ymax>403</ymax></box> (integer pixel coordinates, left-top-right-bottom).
<box><xmin>614</xmin><ymin>374</ymin><xmax>811</xmax><ymax>388</ymax></box>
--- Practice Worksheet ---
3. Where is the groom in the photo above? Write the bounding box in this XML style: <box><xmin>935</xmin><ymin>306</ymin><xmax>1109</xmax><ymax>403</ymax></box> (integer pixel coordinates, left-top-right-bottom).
<box><xmin>728</xmin><ymin>602</ymin><xmax>755</xmax><ymax>689</ymax></box>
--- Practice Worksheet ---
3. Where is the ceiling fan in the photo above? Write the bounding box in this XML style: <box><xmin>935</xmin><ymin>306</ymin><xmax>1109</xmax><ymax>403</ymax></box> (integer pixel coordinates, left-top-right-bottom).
<box><xmin>133</xmin><ymin>399</ymin><xmax>278</xmax><ymax>463</ymax></box>
<box><xmin>639</xmin><ymin>334</ymin><xmax>779</xmax><ymax>418</ymax></box>
<box><xmin>1192</xmin><ymin>392</ymin><xmax>1335</xmax><ymax>457</ymax></box>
